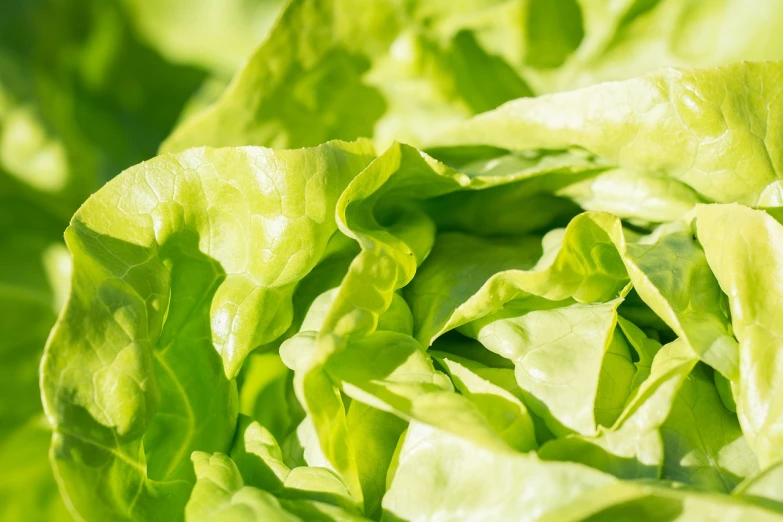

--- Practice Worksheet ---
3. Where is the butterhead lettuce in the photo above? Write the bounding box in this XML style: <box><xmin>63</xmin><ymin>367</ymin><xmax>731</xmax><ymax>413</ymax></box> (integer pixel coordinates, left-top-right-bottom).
<box><xmin>5</xmin><ymin>0</ymin><xmax>783</xmax><ymax>521</ymax></box>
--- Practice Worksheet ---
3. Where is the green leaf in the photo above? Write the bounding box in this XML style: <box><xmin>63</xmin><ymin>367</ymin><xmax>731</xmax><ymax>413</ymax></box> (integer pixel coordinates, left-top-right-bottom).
<box><xmin>464</xmin><ymin>298</ymin><xmax>633</xmax><ymax>437</ymax></box>
<box><xmin>557</xmin><ymin>169</ymin><xmax>702</xmax><ymax>225</ymax></box>
<box><xmin>161</xmin><ymin>0</ymin><xmax>397</xmax><ymax>152</ymax></box>
<box><xmin>381</xmin><ymin>421</ymin><xmax>615</xmax><ymax>522</ymax></box>
<box><xmin>616</xmin><ymin>316</ymin><xmax>663</xmax><ymax>402</ymax></box>
<box><xmin>695</xmin><ymin>204</ymin><xmax>783</xmax><ymax>468</ymax></box>
<box><xmin>621</xmin><ymin>221</ymin><xmax>737</xmax><ymax>380</ymax></box>
<box><xmin>187</xmin><ymin>452</ymin><xmax>300</xmax><ymax>522</ymax></box>
<box><xmin>538</xmin><ymin>339</ymin><xmax>697</xmax><ymax>479</ymax></box>
<box><xmin>540</xmin><ymin>480</ymin><xmax>783</xmax><ymax>522</ymax></box>
<box><xmin>189</xmin><ymin>427</ymin><xmax>371</xmax><ymax>521</ymax></box>
<box><xmin>735</xmin><ymin>462</ymin><xmax>783</xmax><ymax>509</ymax></box>
<box><xmin>40</xmin><ymin>141</ymin><xmax>374</xmax><ymax>520</ymax></box>
<box><xmin>282</xmin><ymin>467</ymin><xmax>359</xmax><ymax>514</ymax></box>
<box><xmin>660</xmin><ymin>364</ymin><xmax>758</xmax><ymax>491</ymax></box>
<box><xmin>406</xmin><ymin>232</ymin><xmax>547</xmax><ymax>346</ymax></box>
<box><xmin>365</xmin><ymin>27</ymin><xmax>532</xmax><ymax>148</ymax></box>
<box><xmin>345</xmin><ymin>402</ymin><xmax>407</xmax><ymax>518</ymax></box>
<box><xmin>230</xmin><ymin>416</ymin><xmax>290</xmax><ymax>493</ymax></box>
<box><xmin>438</xmin><ymin>62</ymin><xmax>783</xmax><ymax>205</ymax></box>
<box><xmin>238</xmin><ymin>353</ymin><xmax>297</xmax><ymax>444</ymax></box>
<box><xmin>431</xmin><ymin>352</ymin><xmax>538</xmax><ymax>451</ymax></box>
<box><xmin>230</xmin><ymin>417</ymin><xmax>367</xmax><ymax>515</ymax></box>
<box><xmin>122</xmin><ymin>0</ymin><xmax>286</xmax><ymax>74</ymax></box>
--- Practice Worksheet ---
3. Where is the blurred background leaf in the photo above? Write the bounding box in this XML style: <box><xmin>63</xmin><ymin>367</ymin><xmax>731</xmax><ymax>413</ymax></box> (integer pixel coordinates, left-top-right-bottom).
<box><xmin>0</xmin><ymin>0</ymin><xmax>282</xmax><ymax>519</ymax></box>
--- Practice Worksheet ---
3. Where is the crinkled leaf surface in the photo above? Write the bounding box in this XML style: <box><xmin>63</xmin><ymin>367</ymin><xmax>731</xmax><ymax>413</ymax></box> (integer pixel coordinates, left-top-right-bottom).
<box><xmin>438</xmin><ymin>62</ymin><xmax>783</xmax><ymax>206</ymax></box>
<box><xmin>40</xmin><ymin>141</ymin><xmax>374</xmax><ymax>520</ymax></box>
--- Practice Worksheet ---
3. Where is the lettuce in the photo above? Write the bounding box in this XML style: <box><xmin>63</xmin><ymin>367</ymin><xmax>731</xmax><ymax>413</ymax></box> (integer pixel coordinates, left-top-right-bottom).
<box><xmin>7</xmin><ymin>0</ymin><xmax>783</xmax><ymax>521</ymax></box>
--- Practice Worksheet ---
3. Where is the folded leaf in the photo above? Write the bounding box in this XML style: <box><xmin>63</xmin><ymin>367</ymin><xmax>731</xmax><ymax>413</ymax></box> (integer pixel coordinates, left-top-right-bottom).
<box><xmin>463</xmin><ymin>298</ymin><xmax>633</xmax><ymax>437</ymax></box>
<box><xmin>695</xmin><ymin>204</ymin><xmax>783</xmax><ymax>468</ymax></box>
<box><xmin>538</xmin><ymin>339</ymin><xmax>698</xmax><ymax>479</ymax></box>
<box><xmin>660</xmin><ymin>364</ymin><xmax>757</xmax><ymax>491</ymax></box>
<box><xmin>438</xmin><ymin>62</ymin><xmax>783</xmax><ymax>205</ymax></box>
<box><xmin>431</xmin><ymin>352</ymin><xmax>538</xmax><ymax>451</ymax></box>
<box><xmin>409</xmin><ymin>213</ymin><xmax>737</xmax><ymax>379</ymax></box>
